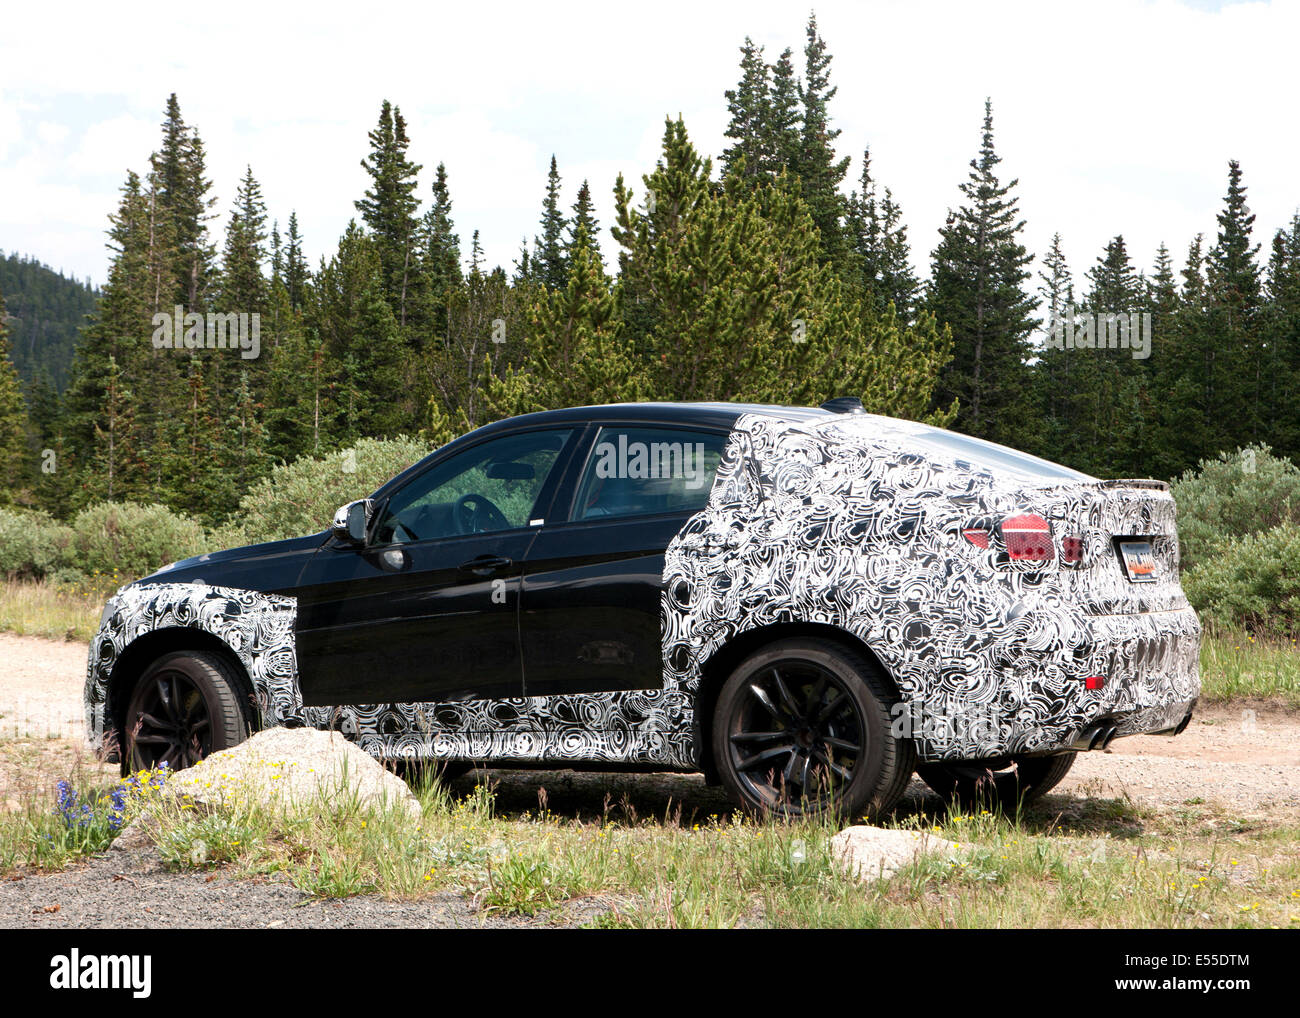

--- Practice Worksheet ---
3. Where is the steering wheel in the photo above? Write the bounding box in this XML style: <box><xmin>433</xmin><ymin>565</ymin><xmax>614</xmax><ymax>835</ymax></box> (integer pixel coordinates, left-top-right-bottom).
<box><xmin>453</xmin><ymin>493</ymin><xmax>511</xmax><ymax>535</ymax></box>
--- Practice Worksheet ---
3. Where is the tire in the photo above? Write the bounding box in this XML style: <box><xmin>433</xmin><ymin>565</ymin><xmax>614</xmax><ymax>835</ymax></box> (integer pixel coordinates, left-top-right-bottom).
<box><xmin>711</xmin><ymin>638</ymin><xmax>915</xmax><ymax>819</ymax></box>
<box><xmin>917</xmin><ymin>752</ymin><xmax>1076</xmax><ymax>811</ymax></box>
<box><xmin>121</xmin><ymin>650</ymin><xmax>252</xmax><ymax>776</ymax></box>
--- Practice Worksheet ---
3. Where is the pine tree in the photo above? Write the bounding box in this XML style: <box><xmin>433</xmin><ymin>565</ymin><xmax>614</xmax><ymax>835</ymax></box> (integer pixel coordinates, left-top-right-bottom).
<box><xmin>927</xmin><ymin>100</ymin><xmax>1037</xmax><ymax>445</ymax></box>
<box><xmin>1206</xmin><ymin>160</ymin><xmax>1264</xmax><ymax>444</ymax></box>
<box><xmin>285</xmin><ymin>211</ymin><xmax>308</xmax><ymax>313</ymax></box>
<box><xmin>422</xmin><ymin>162</ymin><xmax>462</xmax><ymax>324</ymax></box>
<box><xmin>64</xmin><ymin>172</ymin><xmax>155</xmax><ymax>478</ymax></box>
<box><xmin>1030</xmin><ymin>232</ymin><xmax>1077</xmax><ymax>464</ymax></box>
<box><xmin>793</xmin><ymin>15</ymin><xmax>850</xmax><ymax>264</ymax></box>
<box><xmin>220</xmin><ymin>165</ymin><xmax>269</xmax><ymax>315</ymax></box>
<box><xmin>535</xmin><ymin>156</ymin><xmax>568</xmax><ymax>290</ymax></box>
<box><xmin>612</xmin><ymin>118</ymin><xmax>952</xmax><ymax>416</ymax></box>
<box><xmin>720</xmin><ymin>38</ymin><xmax>771</xmax><ymax>182</ymax></box>
<box><xmin>150</xmin><ymin>94</ymin><xmax>217</xmax><ymax>310</ymax></box>
<box><xmin>427</xmin><ymin>246</ymin><xmax>533</xmax><ymax>439</ymax></box>
<box><xmin>159</xmin><ymin>357</ymin><xmax>224</xmax><ymax>520</ymax></box>
<box><xmin>568</xmin><ymin>180</ymin><xmax>601</xmax><ymax>264</ymax></box>
<box><xmin>355</xmin><ymin>101</ymin><xmax>423</xmax><ymax>328</ymax></box>
<box><xmin>0</xmin><ymin>290</ymin><xmax>30</xmax><ymax>502</ymax></box>
<box><xmin>1148</xmin><ymin>243</ymin><xmax>1178</xmax><ymax>322</ymax></box>
<box><xmin>1079</xmin><ymin>235</ymin><xmax>1154</xmax><ymax>476</ymax></box>
<box><xmin>221</xmin><ymin>368</ymin><xmax>269</xmax><ymax>504</ymax></box>
<box><xmin>1263</xmin><ymin>213</ymin><xmax>1300</xmax><ymax>457</ymax></box>
<box><xmin>25</xmin><ymin>369</ymin><xmax>72</xmax><ymax>516</ymax></box>
<box><xmin>309</xmin><ymin>222</ymin><xmax>410</xmax><ymax>439</ymax></box>
<box><xmin>478</xmin><ymin>222</ymin><xmax>642</xmax><ymax>421</ymax></box>
<box><xmin>846</xmin><ymin>148</ymin><xmax>919</xmax><ymax>319</ymax></box>
<box><xmin>764</xmin><ymin>48</ymin><xmax>801</xmax><ymax>178</ymax></box>
<box><xmin>87</xmin><ymin>355</ymin><xmax>143</xmax><ymax>504</ymax></box>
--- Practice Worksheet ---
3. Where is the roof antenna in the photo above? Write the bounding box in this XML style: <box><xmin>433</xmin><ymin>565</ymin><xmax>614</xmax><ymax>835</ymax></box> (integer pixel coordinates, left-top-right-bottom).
<box><xmin>820</xmin><ymin>397</ymin><xmax>865</xmax><ymax>414</ymax></box>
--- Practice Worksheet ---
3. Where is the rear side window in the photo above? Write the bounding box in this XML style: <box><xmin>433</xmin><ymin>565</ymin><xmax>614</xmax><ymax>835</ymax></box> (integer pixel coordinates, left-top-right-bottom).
<box><xmin>574</xmin><ymin>426</ymin><xmax>727</xmax><ymax>521</ymax></box>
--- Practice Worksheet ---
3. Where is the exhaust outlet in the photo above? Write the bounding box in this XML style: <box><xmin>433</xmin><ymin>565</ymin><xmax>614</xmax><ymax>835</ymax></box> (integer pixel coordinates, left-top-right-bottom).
<box><xmin>1066</xmin><ymin>720</ymin><xmax>1119</xmax><ymax>752</ymax></box>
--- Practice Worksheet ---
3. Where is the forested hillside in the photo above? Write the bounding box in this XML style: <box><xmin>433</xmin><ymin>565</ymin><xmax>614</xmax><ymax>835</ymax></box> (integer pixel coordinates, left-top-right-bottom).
<box><xmin>2</xmin><ymin>13</ymin><xmax>1299</xmax><ymax>529</ymax></box>
<box><xmin>0</xmin><ymin>253</ymin><xmax>99</xmax><ymax>391</ymax></box>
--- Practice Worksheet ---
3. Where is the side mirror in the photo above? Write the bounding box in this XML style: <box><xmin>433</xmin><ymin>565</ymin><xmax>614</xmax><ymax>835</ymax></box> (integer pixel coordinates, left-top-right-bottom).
<box><xmin>332</xmin><ymin>498</ymin><xmax>374</xmax><ymax>545</ymax></box>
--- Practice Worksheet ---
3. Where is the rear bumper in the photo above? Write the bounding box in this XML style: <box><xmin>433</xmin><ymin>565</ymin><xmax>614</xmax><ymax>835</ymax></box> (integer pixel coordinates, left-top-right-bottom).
<box><xmin>901</xmin><ymin>602</ymin><xmax>1202</xmax><ymax>761</ymax></box>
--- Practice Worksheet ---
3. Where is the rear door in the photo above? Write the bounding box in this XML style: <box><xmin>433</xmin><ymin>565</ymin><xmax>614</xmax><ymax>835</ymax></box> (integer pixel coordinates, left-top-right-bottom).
<box><xmin>518</xmin><ymin>423</ymin><xmax>728</xmax><ymax>697</ymax></box>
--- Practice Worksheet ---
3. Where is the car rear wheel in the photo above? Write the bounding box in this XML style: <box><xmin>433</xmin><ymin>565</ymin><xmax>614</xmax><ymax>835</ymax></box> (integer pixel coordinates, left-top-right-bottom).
<box><xmin>122</xmin><ymin>650</ymin><xmax>251</xmax><ymax>776</ymax></box>
<box><xmin>711</xmin><ymin>638</ymin><xmax>915</xmax><ymax>819</ymax></box>
<box><xmin>917</xmin><ymin>752</ymin><xmax>1076</xmax><ymax>810</ymax></box>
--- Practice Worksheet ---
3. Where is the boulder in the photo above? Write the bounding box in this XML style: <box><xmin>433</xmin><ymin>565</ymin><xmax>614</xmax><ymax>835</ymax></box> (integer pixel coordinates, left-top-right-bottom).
<box><xmin>830</xmin><ymin>825</ymin><xmax>963</xmax><ymax>882</ymax></box>
<box><xmin>165</xmin><ymin>727</ymin><xmax>420</xmax><ymax>822</ymax></box>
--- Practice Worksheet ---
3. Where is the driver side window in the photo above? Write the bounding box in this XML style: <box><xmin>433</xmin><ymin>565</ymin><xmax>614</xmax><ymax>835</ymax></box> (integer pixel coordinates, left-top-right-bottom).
<box><xmin>373</xmin><ymin>429</ymin><xmax>573</xmax><ymax>545</ymax></box>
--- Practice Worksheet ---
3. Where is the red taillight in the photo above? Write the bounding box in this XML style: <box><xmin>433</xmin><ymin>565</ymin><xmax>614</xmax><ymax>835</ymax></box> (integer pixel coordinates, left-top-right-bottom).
<box><xmin>962</xmin><ymin>529</ymin><xmax>991</xmax><ymax>549</ymax></box>
<box><xmin>1002</xmin><ymin>514</ymin><xmax>1054</xmax><ymax>561</ymax></box>
<box><xmin>1062</xmin><ymin>535</ymin><xmax>1083</xmax><ymax>565</ymax></box>
<box><xmin>1085</xmin><ymin>675</ymin><xmax>1106</xmax><ymax>690</ymax></box>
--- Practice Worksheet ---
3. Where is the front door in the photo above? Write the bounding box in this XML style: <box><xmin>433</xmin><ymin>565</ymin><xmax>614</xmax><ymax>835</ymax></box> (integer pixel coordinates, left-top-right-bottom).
<box><xmin>294</xmin><ymin>427</ymin><xmax>576</xmax><ymax>706</ymax></box>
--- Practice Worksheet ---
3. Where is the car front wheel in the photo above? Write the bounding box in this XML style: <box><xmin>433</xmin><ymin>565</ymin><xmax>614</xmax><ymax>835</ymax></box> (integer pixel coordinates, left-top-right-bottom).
<box><xmin>711</xmin><ymin>638</ymin><xmax>915</xmax><ymax>819</ymax></box>
<box><xmin>122</xmin><ymin>650</ymin><xmax>252</xmax><ymax>775</ymax></box>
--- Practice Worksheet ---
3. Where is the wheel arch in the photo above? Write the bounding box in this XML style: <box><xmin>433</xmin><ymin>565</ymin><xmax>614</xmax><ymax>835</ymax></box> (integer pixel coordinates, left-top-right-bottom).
<box><xmin>103</xmin><ymin>627</ymin><xmax>260</xmax><ymax>762</ymax></box>
<box><xmin>692</xmin><ymin>622</ymin><xmax>903</xmax><ymax>782</ymax></box>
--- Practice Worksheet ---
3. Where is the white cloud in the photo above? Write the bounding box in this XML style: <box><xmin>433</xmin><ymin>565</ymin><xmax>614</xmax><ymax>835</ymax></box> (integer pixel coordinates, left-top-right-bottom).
<box><xmin>1</xmin><ymin>0</ymin><xmax>1297</xmax><ymax>290</ymax></box>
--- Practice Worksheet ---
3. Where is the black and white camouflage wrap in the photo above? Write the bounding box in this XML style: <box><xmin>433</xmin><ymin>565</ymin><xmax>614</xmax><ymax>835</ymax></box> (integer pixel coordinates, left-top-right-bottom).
<box><xmin>87</xmin><ymin>411</ymin><xmax>1200</xmax><ymax>767</ymax></box>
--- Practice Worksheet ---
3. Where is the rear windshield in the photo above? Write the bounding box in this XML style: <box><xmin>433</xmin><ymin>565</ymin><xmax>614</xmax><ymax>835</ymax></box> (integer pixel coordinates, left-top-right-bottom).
<box><xmin>905</xmin><ymin>429</ymin><xmax>1095</xmax><ymax>482</ymax></box>
<box><xmin>818</xmin><ymin>415</ymin><xmax>1096</xmax><ymax>484</ymax></box>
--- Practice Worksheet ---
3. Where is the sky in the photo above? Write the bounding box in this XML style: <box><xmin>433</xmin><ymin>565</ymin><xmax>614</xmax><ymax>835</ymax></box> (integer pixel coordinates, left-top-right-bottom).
<box><xmin>1</xmin><ymin>0</ymin><xmax>1296</xmax><ymax>296</ymax></box>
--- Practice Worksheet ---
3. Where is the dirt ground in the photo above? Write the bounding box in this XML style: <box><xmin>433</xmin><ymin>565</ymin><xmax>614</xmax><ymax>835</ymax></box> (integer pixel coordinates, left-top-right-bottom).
<box><xmin>2</xmin><ymin>630</ymin><xmax>1298</xmax><ymax>813</ymax></box>
<box><xmin>1</xmin><ymin>630</ymin><xmax>1298</xmax><ymax>928</ymax></box>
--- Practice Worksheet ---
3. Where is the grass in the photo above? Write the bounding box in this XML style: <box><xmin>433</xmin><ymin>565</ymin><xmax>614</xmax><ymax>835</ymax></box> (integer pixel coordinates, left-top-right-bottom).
<box><xmin>1200</xmin><ymin>628</ymin><xmax>1300</xmax><ymax>704</ymax></box>
<box><xmin>0</xmin><ymin>579</ymin><xmax>109</xmax><ymax>643</ymax></box>
<box><xmin>3</xmin><ymin>746</ymin><xmax>1300</xmax><ymax>929</ymax></box>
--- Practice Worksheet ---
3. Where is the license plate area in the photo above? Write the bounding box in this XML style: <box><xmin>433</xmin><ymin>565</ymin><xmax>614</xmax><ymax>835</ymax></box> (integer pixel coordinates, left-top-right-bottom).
<box><xmin>1116</xmin><ymin>539</ymin><xmax>1158</xmax><ymax>582</ymax></box>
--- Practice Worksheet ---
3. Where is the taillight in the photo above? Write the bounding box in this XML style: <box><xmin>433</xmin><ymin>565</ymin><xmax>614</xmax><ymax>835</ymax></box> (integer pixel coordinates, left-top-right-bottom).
<box><xmin>962</xmin><ymin>529</ymin><xmax>991</xmax><ymax>549</ymax></box>
<box><xmin>1002</xmin><ymin>514</ymin><xmax>1054</xmax><ymax>561</ymax></box>
<box><xmin>1062</xmin><ymin>535</ymin><xmax>1083</xmax><ymax>565</ymax></box>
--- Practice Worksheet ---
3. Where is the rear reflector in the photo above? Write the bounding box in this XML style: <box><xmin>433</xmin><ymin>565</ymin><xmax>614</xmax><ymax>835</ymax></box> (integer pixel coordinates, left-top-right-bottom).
<box><xmin>1085</xmin><ymin>675</ymin><xmax>1105</xmax><ymax>690</ymax></box>
<box><xmin>1002</xmin><ymin>514</ymin><xmax>1054</xmax><ymax>561</ymax></box>
<box><xmin>1062</xmin><ymin>535</ymin><xmax>1083</xmax><ymax>565</ymax></box>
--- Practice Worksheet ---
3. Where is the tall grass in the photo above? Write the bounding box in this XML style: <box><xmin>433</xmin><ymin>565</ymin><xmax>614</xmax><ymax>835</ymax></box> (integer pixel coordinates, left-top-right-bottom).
<box><xmin>0</xmin><ymin>579</ymin><xmax>103</xmax><ymax>642</ymax></box>
<box><xmin>1200</xmin><ymin>628</ymin><xmax>1300</xmax><ymax>704</ymax></box>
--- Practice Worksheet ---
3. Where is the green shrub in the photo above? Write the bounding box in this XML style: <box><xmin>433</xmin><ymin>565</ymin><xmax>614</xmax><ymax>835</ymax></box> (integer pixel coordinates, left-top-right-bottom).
<box><xmin>212</xmin><ymin>436</ymin><xmax>434</xmax><ymax>548</ymax></box>
<box><xmin>1171</xmin><ymin>445</ymin><xmax>1300</xmax><ymax>571</ymax></box>
<box><xmin>0</xmin><ymin>508</ymin><xmax>73</xmax><ymax>580</ymax></box>
<box><xmin>66</xmin><ymin>502</ymin><xmax>207</xmax><ymax>580</ymax></box>
<box><xmin>1183</xmin><ymin>523</ymin><xmax>1300</xmax><ymax>636</ymax></box>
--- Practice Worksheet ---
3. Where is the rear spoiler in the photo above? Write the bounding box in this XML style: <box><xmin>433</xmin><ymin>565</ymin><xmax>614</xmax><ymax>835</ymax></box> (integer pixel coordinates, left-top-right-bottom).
<box><xmin>1098</xmin><ymin>478</ymin><xmax>1170</xmax><ymax>492</ymax></box>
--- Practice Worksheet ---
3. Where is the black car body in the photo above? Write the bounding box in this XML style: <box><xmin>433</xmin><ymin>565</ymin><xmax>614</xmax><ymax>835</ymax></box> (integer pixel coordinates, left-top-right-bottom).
<box><xmin>87</xmin><ymin>401</ymin><xmax>1201</xmax><ymax>814</ymax></box>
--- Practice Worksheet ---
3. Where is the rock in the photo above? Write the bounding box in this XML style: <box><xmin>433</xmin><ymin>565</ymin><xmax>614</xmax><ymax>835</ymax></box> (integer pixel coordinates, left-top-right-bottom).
<box><xmin>165</xmin><ymin>728</ymin><xmax>420</xmax><ymax>822</ymax></box>
<box><xmin>107</xmin><ymin>819</ymin><xmax>154</xmax><ymax>854</ymax></box>
<box><xmin>830</xmin><ymin>825</ymin><xmax>964</xmax><ymax>882</ymax></box>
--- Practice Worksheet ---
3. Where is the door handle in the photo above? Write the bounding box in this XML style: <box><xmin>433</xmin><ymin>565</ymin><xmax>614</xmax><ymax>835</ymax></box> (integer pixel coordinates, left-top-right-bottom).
<box><xmin>459</xmin><ymin>554</ymin><xmax>513</xmax><ymax>576</ymax></box>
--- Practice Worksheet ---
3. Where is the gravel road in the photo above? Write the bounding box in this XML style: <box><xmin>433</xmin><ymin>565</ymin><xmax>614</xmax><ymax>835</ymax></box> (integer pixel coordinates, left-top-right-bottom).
<box><xmin>2</xmin><ymin>631</ymin><xmax>1297</xmax><ymax>928</ymax></box>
